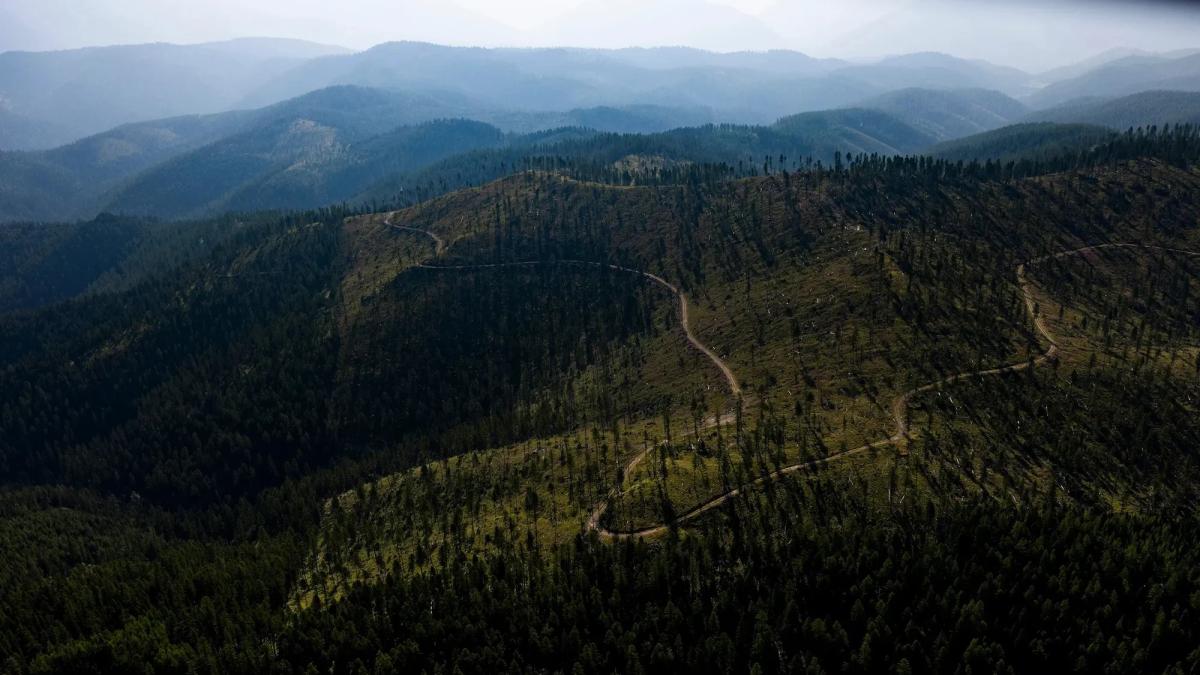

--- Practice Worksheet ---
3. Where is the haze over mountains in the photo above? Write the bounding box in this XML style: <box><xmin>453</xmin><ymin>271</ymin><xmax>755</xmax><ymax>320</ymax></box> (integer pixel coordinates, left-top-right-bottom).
<box><xmin>6</xmin><ymin>0</ymin><xmax>1200</xmax><ymax>70</ymax></box>
<box><xmin>0</xmin><ymin>38</ymin><xmax>349</xmax><ymax>149</ymax></box>
<box><xmin>3</xmin><ymin>38</ymin><xmax>1200</xmax><ymax>224</ymax></box>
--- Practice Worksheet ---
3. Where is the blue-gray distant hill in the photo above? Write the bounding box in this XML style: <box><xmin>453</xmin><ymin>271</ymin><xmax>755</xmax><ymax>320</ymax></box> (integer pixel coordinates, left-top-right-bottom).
<box><xmin>1026</xmin><ymin>53</ymin><xmax>1200</xmax><ymax>109</ymax></box>
<box><xmin>1025</xmin><ymin>91</ymin><xmax>1200</xmax><ymax>130</ymax></box>
<box><xmin>856</xmin><ymin>88</ymin><xmax>1028</xmax><ymax>141</ymax></box>
<box><xmin>0</xmin><ymin>38</ymin><xmax>349</xmax><ymax>149</ymax></box>
<box><xmin>1</xmin><ymin>40</ymin><xmax>1042</xmax><ymax>150</ymax></box>
<box><xmin>239</xmin><ymin>43</ymin><xmax>1035</xmax><ymax>125</ymax></box>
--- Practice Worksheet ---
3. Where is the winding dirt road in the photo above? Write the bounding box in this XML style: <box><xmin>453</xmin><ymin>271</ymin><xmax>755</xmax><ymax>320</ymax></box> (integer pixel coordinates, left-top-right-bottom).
<box><xmin>386</xmin><ymin>213</ymin><xmax>741</xmax><ymax>397</ymax></box>
<box><xmin>384</xmin><ymin>213</ymin><xmax>1197</xmax><ymax>539</ymax></box>
<box><xmin>593</xmin><ymin>242</ymin><xmax>1200</xmax><ymax>537</ymax></box>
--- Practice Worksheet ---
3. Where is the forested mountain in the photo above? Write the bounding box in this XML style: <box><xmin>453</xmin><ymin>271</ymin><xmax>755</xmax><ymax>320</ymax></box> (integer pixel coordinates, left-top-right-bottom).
<box><xmin>857</xmin><ymin>87</ymin><xmax>1028</xmax><ymax>140</ymax></box>
<box><xmin>2</xmin><ymin>124</ymin><xmax>1199</xmax><ymax>671</ymax></box>
<box><xmin>0</xmin><ymin>38</ymin><xmax>349</xmax><ymax>148</ymax></box>
<box><xmin>356</xmin><ymin>108</ymin><xmax>935</xmax><ymax>212</ymax></box>
<box><xmin>106</xmin><ymin>107</ymin><xmax>934</xmax><ymax>220</ymax></box>
<box><xmin>1027</xmin><ymin>90</ymin><xmax>1200</xmax><ymax>130</ymax></box>
<box><xmin>2</xmin><ymin>100</ymin><xmax>938</xmax><ymax>223</ymax></box>
<box><xmin>928</xmin><ymin>122</ymin><xmax>1116</xmax><ymax>162</ymax></box>
<box><xmin>0</xmin><ymin>212</ymin><xmax>259</xmax><ymax>313</ymax></box>
<box><xmin>104</xmin><ymin>118</ymin><xmax>507</xmax><ymax>219</ymax></box>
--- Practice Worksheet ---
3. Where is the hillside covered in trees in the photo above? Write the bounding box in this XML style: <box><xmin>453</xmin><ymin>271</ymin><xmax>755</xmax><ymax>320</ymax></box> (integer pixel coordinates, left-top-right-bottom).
<box><xmin>1</xmin><ymin>125</ymin><xmax>1199</xmax><ymax>673</ymax></box>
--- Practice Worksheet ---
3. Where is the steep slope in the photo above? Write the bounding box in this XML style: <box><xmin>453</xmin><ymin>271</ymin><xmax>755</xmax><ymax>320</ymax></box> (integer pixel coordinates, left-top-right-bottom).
<box><xmin>0</xmin><ymin>215</ymin><xmax>148</xmax><ymax>312</ymax></box>
<box><xmin>0</xmin><ymin>212</ymin><xmax>254</xmax><ymax>312</ymax></box>
<box><xmin>857</xmin><ymin>88</ymin><xmax>1028</xmax><ymax>141</ymax></box>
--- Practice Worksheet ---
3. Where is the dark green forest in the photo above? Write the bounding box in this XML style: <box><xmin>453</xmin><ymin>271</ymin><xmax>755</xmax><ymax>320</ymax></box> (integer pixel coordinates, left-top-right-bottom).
<box><xmin>2</xmin><ymin>125</ymin><xmax>1200</xmax><ymax>673</ymax></box>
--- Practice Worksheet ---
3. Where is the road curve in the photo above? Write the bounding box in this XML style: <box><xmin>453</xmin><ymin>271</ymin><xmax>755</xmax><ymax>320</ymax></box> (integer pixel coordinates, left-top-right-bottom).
<box><xmin>386</xmin><ymin>215</ymin><xmax>741</xmax><ymax>397</ymax></box>
<box><xmin>383</xmin><ymin>211</ymin><xmax>1197</xmax><ymax>540</ymax></box>
<box><xmin>592</xmin><ymin>242</ymin><xmax>1200</xmax><ymax>538</ymax></box>
<box><xmin>385</xmin><ymin>213</ymin><xmax>447</xmax><ymax>256</ymax></box>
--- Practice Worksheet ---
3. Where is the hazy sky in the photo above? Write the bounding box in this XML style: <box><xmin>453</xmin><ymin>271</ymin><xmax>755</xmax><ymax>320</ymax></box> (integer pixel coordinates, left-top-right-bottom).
<box><xmin>2</xmin><ymin>0</ymin><xmax>1199</xmax><ymax>71</ymax></box>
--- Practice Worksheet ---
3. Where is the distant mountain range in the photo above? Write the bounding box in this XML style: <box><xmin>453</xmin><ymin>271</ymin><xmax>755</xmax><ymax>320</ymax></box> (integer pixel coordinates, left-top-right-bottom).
<box><xmin>1027</xmin><ymin>53</ymin><xmax>1200</xmax><ymax>109</ymax></box>
<box><xmin>4</xmin><ymin>40</ymin><xmax>1200</xmax><ymax>156</ymax></box>
<box><xmin>0</xmin><ymin>40</ymin><xmax>1053</xmax><ymax>151</ymax></box>
<box><xmin>1026</xmin><ymin>91</ymin><xmax>1200</xmax><ymax>130</ymax></box>
<box><xmin>4</xmin><ymin>75</ymin><xmax>1200</xmax><ymax>224</ymax></box>
<box><xmin>3</xmin><ymin>40</ymin><xmax>1200</xmax><ymax>224</ymax></box>
<box><xmin>0</xmin><ymin>38</ymin><xmax>349</xmax><ymax>149</ymax></box>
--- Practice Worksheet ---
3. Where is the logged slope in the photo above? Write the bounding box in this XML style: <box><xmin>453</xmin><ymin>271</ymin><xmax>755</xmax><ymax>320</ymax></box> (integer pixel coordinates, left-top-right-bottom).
<box><xmin>304</xmin><ymin>154</ymin><xmax>1200</xmax><ymax>599</ymax></box>
<box><xmin>5</xmin><ymin>143</ymin><xmax>1200</xmax><ymax>671</ymax></box>
<box><xmin>593</xmin><ymin>242</ymin><xmax>1198</xmax><ymax>538</ymax></box>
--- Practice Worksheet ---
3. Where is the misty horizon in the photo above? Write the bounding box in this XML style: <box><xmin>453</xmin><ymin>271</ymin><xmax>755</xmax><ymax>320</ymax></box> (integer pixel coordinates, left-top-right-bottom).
<box><xmin>3</xmin><ymin>0</ymin><xmax>1200</xmax><ymax>72</ymax></box>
